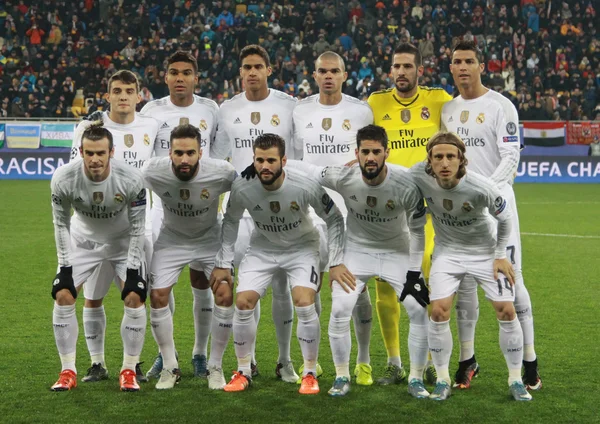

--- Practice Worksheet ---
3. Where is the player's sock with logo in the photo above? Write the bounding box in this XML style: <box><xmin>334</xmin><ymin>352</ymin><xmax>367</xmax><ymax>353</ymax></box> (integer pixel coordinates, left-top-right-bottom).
<box><xmin>455</xmin><ymin>277</ymin><xmax>479</xmax><ymax>361</ymax></box>
<box><xmin>296</xmin><ymin>304</ymin><xmax>320</xmax><ymax>376</ymax></box>
<box><xmin>83</xmin><ymin>306</ymin><xmax>106</xmax><ymax>366</ymax></box>
<box><xmin>233</xmin><ymin>307</ymin><xmax>256</xmax><ymax>375</ymax></box>
<box><xmin>53</xmin><ymin>303</ymin><xmax>78</xmax><ymax>373</ymax></box>
<box><xmin>352</xmin><ymin>289</ymin><xmax>372</xmax><ymax>365</ymax></box>
<box><xmin>121</xmin><ymin>305</ymin><xmax>147</xmax><ymax>372</ymax></box>
<box><xmin>514</xmin><ymin>278</ymin><xmax>536</xmax><ymax>361</ymax></box>
<box><xmin>272</xmin><ymin>280</ymin><xmax>293</xmax><ymax>364</ymax></box>
<box><xmin>499</xmin><ymin>318</ymin><xmax>524</xmax><ymax>384</ymax></box>
<box><xmin>428</xmin><ymin>318</ymin><xmax>452</xmax><ymax>384</ymax></box>
<box><xmin>208</xmin><ymin>305</ymin><xmax>234</xmax><ymax>368</ymax></box>
<box><xmin>192</xmin><ymin>287</ymin><xmax>214</xmax><ymax>358</ymax></box>
<box><xmin>251</xmin><ymin>300</ymin><xmax>260</xmax><ymax>364</ymax></box>
<box><xmin>406</xmin><ymin>300</ymin><xmax>429</xmax><ymax>381</ymax></box>
<box><xmin>150</xmin><ymin>306</ymin><xmax>177</xmax><ymax>370</ymax></box>
<box><xmin>328</xmin><ymin>300</ymin><xmax>352</xmax><ymax>378</ymax></box>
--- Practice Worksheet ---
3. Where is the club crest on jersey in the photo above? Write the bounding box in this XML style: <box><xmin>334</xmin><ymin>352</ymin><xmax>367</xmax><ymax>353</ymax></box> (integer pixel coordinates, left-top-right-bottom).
<box><xmin>476</xmin><ymin>113</ymin><xmax>485</xmax><ymax>124</ymax></box>
<box><xmin>143</xmin><ymin>133</ymin><xmax>150</xmax><ymax>146</ymax></box>
<box><xmin>124</xmin><ymin>134</ymin><xmax>134</xmax><ymax>148</ymax></box>
<box><xmin>270</xmin><ymin>201</ymin><xmax>281</xmax><ymax>213</ymax></box>
<box><xmin>271</xmin><ymin>114</ymin><xmax>280</xmax><ymax>127</ymax></box>
<box><xmin>180</xmin><ymin>189</ymin><xmax>190</xmax><ymax>201</ymax></box>
<box><xmin>93</xmin><ymin>192</ymin><xmax>104</xmax><ymax>204</ymax></box>
<box><xmin>251</xmin><ymin>112</ymin><xmax>261</xmax><ymax>125</ymax></box>
<box><xmin>460</xmin><ymin>111</ymin><xmax>469</xmax><ymax>123</ymax></box>
<box><xmin>443</xmin><ymin>199</ymin><xmax>453</xmax><ymax>211</ymax></box>
<box><xmin>342</xmin><ymin>119</ymin><xmax>351</xmax><ymax>131</ymax></box>
<box><xmin>199</xmin><ymin>120</ymin><xmax>208</xmax><ymax>131</ymax></box>
<box><xmin>385</xmin><ymin>200</ymin><xmax>396</xmax><ymax>211</ymax></box>
<box><xmin>179</xmin><ymin>117</ymin><xmax>189</xmax><ymax>126</ymax></box>
<box><xmin>401</xmin><ymin>109</ymin><xmax>411</xmax><ymax>123</ymax></box>
<box><xmin>462</xmin><ymin>202</ymin><xmax>473</xmax><ymax>212</ymax></box>
<box><xmin>421</xmin><ymin>107</ymin><xmax>430</xmax><ymax>120</ymax></box>
<box><xmin>200</xmin><ymin>189</ymin><xmax>210</xmax><ymax>200</ymax></box>
<box><xmin>367</xmin><ymin>196</ymin><xmax>377</xmax><ymax>208</ymax></box>
<box><xmin>290</xmin><ymin>201</ymin><xmax>300</xmax><ymax>211</ymax></box>
<box><xmin>114</xmin><ymin>193</ymin><xmax>124</xmax><ymax>204</ymax></box>
<box><xmin>322</xmin><ymin>118</ymin><xmax>332</xmax><ymax>131</ymax></box>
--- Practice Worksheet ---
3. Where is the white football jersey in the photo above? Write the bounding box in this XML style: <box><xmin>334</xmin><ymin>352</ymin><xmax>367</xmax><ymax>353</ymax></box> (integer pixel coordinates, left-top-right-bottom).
<box><xmin>142</xmin><ymin>156</ymin><xmax>236</xmax><ymax>243</ymax></box>
<box><xmin>293</xmin><ymin>94</ymin><xmax>373</xmax><ymax>216</ymax></box>
<box><xmin>51</xmin><ymin>159</ymin><xmax>146</xmax><ymax>268</ymax></box>
<box><xmin>409</xmin><ymin>162</ymin><xmax>512</xmax><ymax>257</ymax></box>
<box><xmin>71</xmin><ymin>112</ymin><xmax>159</xmax><ymax>169</ymax></box>
<box><xmin>288</xmin><ymin>161</ymin><xmax>425</xmax><ymax>254</ymax></box>
<box><xmin>441</xmin><ymin>89</ymin><xmax>520</xmax><ymax>186</ymax></box>
<box><xmin>212</xmin><ymin>89</ymin><xmax>297</xmax><ymax>171</ymax></box>
<box><xmin>140</xmin><ymin>95</ymin><xmax>219</xmax><ymax>157</ymax></box>
<box><xmin>215</xmin><ymin>167</ymin><xmax>345</xmax><ymax>268</ymax></box>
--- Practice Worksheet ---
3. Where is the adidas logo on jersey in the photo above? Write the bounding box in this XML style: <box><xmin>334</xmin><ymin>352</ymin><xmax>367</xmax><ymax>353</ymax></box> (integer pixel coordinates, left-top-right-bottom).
<box><xmin>253</xmin><ymin>205</ymin><xmax>263</xmax><ymax>211</ymax></box>
<box><xmin>448</xmin><ymin>116</ymin><xmax>453</xmax><ymax>122</ymax></box>
<box><xmin>234</xmin><ymin>117</ymin><xmax>242</xmax><ymax>124</ymax></box>
<box><xmin>306</xmin><ymin>123</ymin><xmax>313</xmax><ymax>128</ymax></box>
<box><xmin>349</xmin><ymin>195</ymin><xmax>358</xmax><ymax>201</ymax></box>
<box><xmin>382</xmin><ymin>114</ymin><xmax>391</xmax><ymax>120</ymax></box>
<box><xmin>74</xmin><ymin>196</ymin><xmax>84</xmax><ymax>203</ymax></box>
<box><xmin>163</xmin><ymin>191</ymin><xmax>172</xmax><ymax>198</ymax></box>
<box><xmin>160</xmin><ymin>122</ymin><xmax>170</xmax><ymax>129</ymax></box>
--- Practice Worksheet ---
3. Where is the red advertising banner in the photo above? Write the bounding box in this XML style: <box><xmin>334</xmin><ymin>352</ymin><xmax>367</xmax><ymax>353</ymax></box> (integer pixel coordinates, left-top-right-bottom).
<box><xmin>567</xmin><ymin>121</ymin><xmax>600</xmax><ymax>145</ymax></box>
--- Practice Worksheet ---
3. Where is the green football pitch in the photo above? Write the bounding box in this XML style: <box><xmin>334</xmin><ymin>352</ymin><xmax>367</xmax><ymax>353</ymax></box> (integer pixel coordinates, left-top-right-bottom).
<box><xmin>0</xmin><ymin>181</ymin><xmax>598</xmax><ymax>423</ymax></box>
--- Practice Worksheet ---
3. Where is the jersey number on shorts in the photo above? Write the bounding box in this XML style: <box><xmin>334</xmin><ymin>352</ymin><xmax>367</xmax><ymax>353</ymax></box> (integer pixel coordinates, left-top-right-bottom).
<box><xmin>310</xmin><ymin>266</ymin><xmax>319</xmax><ymax>286</ymax></box>
<box><xmin>496</xmin><ymin>278</ymin><xmax>514</xmax><ymax>297</ymax></box>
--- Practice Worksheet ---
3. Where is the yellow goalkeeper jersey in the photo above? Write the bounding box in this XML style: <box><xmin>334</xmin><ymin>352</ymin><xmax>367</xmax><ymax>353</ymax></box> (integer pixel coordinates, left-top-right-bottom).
<box><xmin>368</xmin><ymin>86</ymin><xmax>452</xmax><ymax>167</ymax></box>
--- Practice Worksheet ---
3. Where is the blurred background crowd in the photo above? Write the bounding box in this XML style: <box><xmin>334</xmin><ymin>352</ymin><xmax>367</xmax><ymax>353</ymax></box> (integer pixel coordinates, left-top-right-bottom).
<box><xmin>0</xmin><ymin>0</ymin><xmax>598</xmax><ymax>121</ymax></box>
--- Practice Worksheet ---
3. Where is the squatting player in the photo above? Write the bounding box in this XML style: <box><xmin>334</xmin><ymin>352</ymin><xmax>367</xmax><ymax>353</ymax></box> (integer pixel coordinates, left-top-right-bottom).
<box><xmin>141</xmin><ymin>124</ymin><xmax>237</xmax><ymax>390</ymax></box>
<box><xmin>442</xmin><ymin>40</ymin><xmax>542</xmax><ymax>390</ymax></box>
<box><xmin>409</xmin><ymin>132</ymin><xmax>531</xmax><ymax>402</ymax></box>
<box><xmin>288</xmin><ymin>125</ymin><xmax>430</xmax><ymax>398</ymax></box>
<box><xmin>141</xmin><ymin>51</ymin><xmax>220</xmax><ymax>380</ymax></box>
<box><xmin>212</xmin><ymin>45</ymin><xmax>298</xmax><ymax>382</ymax></box>
<box><xmin>368</xmin><ymin>43</ymin><xmax>451</xmax><ymax>384</ymax></box>
<box><xmin>50</xmin><ymin>125</ymin><xmax>148</xmax><ymax>392</ymax></box>
<box><xmin>69</xmin><ymin>70</ymin><xmax>158</xmax><ymax>383</ymax></box>
<box><xmin>209</xmin><ymin>134</ymin><xmax>346</xmax><ymax>395</ymax></box>
<box><xmin>292</xmin><ymin>51</ymin><xmax>374</xmax><ymax>384</ymax></box>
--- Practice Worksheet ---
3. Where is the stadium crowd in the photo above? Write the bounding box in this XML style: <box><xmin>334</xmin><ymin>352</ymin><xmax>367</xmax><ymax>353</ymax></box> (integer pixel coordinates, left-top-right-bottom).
<box><xmin>0</xmin><ymin>0</ymin><xmax>598</xmax><ymax>120</ymax></box>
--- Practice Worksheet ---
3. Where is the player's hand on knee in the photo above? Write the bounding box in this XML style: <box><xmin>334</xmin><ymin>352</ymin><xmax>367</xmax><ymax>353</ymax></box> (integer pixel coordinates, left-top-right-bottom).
<box><xmin>240</xmin><ymin>162</ymin><xmax>257</xmax><ymax>180</ymax></box>
<box><xmin>52</xmin><ymin>266</ymin><xmax>77</xmax><ymax>300</ymax></box>
<box><xmin>400</xmin><ymin>271</ymin><xmax>429</xmax><ymax>308</ymax></box>
<box><xmin>493</xmin><ymin>258</ymin><xmax>515</xmax><ymax>286</ymax></box>
<box><xmin>121</xmin><ymin>268</ymin><xmax>147</xmax><ymax>302</ymax></box>
<box><xmin>209</xmin><ymin>267</ymin><xmax>233</xmax><ymax>293</ymax></box>
<box><xmin>329</xmin><ymin>264</ymin><xmax>356</xmax><ymax>293</ymax></box>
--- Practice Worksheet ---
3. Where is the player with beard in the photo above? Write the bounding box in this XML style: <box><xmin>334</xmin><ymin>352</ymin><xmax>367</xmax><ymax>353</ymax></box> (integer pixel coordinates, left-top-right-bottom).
<box><xmin>141</xmin><ymin>51</ymin><xmax>220</xmax><ymax>381</ymax></box>
<box><xmin>210</xmin><ymin>134</ymin><xmax>346</xmax><ymax>395</ymax></box>
<box><xmin>367</xmin><ymin>44</ymin><xmax>451</xmax><ymax>386</ymax></box>
<box><xmin>286</xmin><ymin>125</ymin><xmax>430</xmax><ymax>398</ymax></box>
<box><xmin>141</xmin><ymin>124</ymin><xmax>237</xmax><ymax>390</ymax></box>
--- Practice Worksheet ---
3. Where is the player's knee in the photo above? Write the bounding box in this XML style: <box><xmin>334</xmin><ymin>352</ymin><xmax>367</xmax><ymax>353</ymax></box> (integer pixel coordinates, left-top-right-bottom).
<box><xmin>123</xmin><ymin>291</ymin><xmax>144</xmax><ymax>308</ymax></box>
<box><xmin>215</xmin><ymin>285</ymin><xmax>233</xmax><ymax>307</ymax></box>
<box><xmin>235</xmin><ymin>295</ymin><xmax>256</xmax><ymax>311</ymax></box>
<box><xmin>430</xmin><ymin>302</ymin><xmax>450</xmax><ymax>322</ymax></box>
<box><xmin>55</xmin><ymin>289</ymin><xmax>76</xmax><ymax>306</ymax></box>
<box><xmin>494</xmin><ymin>302</ymin><xmax>516</xmax><ymax>321</ymax></box>
<box><xmin>150</xmin><ymin>289</ymin><xmax>169</xmax><ymax>309</ymax></box>
<box><xmin>84</xmin><ymin>298</ymin><xmax>103</xmax><ymax>308</ymax></box>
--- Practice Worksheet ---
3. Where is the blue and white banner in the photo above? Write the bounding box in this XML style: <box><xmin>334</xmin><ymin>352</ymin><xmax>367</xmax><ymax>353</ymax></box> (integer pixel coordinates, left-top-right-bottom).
<box><xmin>5</xmin><ymin>124</ymin><xmax>41</xmax><ymax>149</ymax></box>
<box><xmin>0</xmin><ymin>123</ymin><xmax>4</xmax><ymax>148</ymax></box>
<box><xmin>0</xmin><ymin>149</ymin><xmax>70</xmax><ymax>179</ymax></box>
<box><xmin>41</xmin><ymin>123</ymin><xmax>75</xmax><ymax>148</ymax></box>
<box><xmin>515</xmin><ymin>156</ymin><xmax>600</xmax><ymax>183</ymax></box>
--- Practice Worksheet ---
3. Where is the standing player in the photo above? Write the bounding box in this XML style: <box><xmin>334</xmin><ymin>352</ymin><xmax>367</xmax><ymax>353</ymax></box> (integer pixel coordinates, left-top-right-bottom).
<box><xmin>367</xmin><ymin>43</ymin><xmax>452</xmax><ymax>385</ymax></box>
<box><xmin>141</xmin><ymin>124</ymin><xmax>237</xmax><ymax>390</ymax></box>
<box><xmin>69</xmin><ymin>71</ymin><xmax>159</xmax><ymax>384</ymax></box>
<box><xmin>141</xmin><ymin>51</ymin><xmax>220</xmax><ymax>379</ymax></box>
<box><xmin>409</xmin><ymin>132</ymin><xmax>531</xmax><ymax>402</ymax></box>
<box><xmin>50</xmin><ymin>125</ymin><xmax>148</xmax><ymax>392</ymax></box>
<box><xmin>292</xmin><ymin>51</ymin><xmax>374</xmax><ymax>384</ymax></box>
<box><xmin>287</xmin><ymin>125</ymin><xmax>430</xmax><ymax>398</ymax></box>
<box><xmin>212</xmin><ymin>45</ymin><xmax>298</xmax><ymax>382</ymax></box>
<box><xmin>442</xmin><ymin>40</ymin><xmax>541</xmax><ymax>390</ymax></box>
<box><xmin>209</xmin><ymin>134</ymin><xmax>346</xmax><ymax>395</ymax></box>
